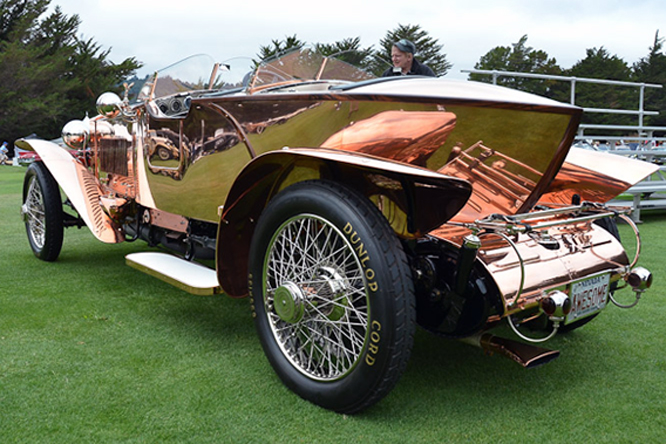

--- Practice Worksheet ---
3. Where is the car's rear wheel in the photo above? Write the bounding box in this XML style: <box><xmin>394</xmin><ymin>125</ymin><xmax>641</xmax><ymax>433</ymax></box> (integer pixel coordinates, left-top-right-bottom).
<box><xmin>22</xmin><ymin>162</ymin><xmax>64</xmax><ymax>261</ymax></box>
<box><xmin>248</xmin><ymin>180</ymin><xmax>415</xmax><ymax>414</ymax></box>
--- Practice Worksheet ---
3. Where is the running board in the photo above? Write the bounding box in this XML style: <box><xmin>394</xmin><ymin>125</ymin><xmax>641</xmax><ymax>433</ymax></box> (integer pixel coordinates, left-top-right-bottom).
<box><xmin>126</xmin><ymin>252</ymin><xmax>222</xmax><ymax>296</ymax></box>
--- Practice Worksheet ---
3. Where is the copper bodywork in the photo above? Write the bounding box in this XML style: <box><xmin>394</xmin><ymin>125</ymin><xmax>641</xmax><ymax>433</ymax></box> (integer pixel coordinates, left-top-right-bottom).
<box><xmin>19</xmin><ymin>50</ymin><xmax>657</xmax><ymax>316</ymax></box>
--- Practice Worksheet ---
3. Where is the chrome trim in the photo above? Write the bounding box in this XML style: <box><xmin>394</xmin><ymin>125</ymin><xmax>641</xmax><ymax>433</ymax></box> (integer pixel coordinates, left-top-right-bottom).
<box><xmin>618</xmin><ymin>213</ymin><xmax>642</xmax><ymax>268</ymax></box>
<box><xmin>626</xmin><ymin>266</ymin><xmax>653</xmax><ymax>291</ymax></box>
<box><xmin>456</xmin><ymin>203</ymin><xmax>629</xmax><ymax>235</ymax></box>
<box><xmin>96</xmin><ymin>92</ymin><xmax>123</xmax><ymax>119</ymax></box>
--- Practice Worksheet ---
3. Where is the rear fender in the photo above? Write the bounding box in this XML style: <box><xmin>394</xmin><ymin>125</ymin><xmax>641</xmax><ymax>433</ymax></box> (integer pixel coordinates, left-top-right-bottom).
<box><xmin>217</xmin><ymin>147</ymin><xmax>472</xmax><ymax>297</ymax></box>
<box><xmin>16</xmin><ymin>138</ymin><xmax>123</xmax><ymax>243</ymax></box>
<box><xmin>540</xmin><ymin>147</ymin><xmax>660</xmax><ymax>205</ymax></box>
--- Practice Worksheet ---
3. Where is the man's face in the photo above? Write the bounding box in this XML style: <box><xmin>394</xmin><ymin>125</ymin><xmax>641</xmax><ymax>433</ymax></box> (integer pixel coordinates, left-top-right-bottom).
<box><xmin>391</xmin><ymin>46</ymin><xmax>413</xmax><ymax>72</ymax></box>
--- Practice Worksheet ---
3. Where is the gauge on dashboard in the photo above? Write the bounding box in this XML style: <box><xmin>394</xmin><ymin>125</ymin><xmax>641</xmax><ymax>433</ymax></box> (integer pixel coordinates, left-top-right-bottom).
<box><xmin>155</xmin><ymin>96</ymin><xmax>191</xmax><ymax>117</ymax></box>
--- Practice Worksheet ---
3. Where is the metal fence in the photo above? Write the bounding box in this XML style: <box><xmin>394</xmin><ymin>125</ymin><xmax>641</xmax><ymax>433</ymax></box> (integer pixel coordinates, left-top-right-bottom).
<box><xmin>461</xmin><ymin>69</ymin><xmax>666</xmax><ymax>147</ymax></box>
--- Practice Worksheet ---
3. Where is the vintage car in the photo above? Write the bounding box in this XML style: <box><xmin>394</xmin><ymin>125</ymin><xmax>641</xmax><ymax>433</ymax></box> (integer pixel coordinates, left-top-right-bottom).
<box><xmin>17</xmin><ymin>49</ymin><xmax>656</xmax><ymax>414</ymax></box>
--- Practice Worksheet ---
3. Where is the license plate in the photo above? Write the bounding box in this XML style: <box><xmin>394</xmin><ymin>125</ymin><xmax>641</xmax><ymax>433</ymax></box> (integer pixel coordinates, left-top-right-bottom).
<box><xmin>565</xmin><ymin>273</ymin><xmax>610</xmax><ymax>325</ymax></box>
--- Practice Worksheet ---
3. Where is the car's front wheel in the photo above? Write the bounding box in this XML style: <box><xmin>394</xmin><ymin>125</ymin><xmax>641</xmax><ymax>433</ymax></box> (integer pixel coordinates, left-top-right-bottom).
<box><xmin>248</xmin><ymin>180</ymin><xmax>415</xmax><ymax>414</ymax></box>
<box><xmin>157</xmin><ymin>146</ymin><xmax>172</xmax><ymax>161</ymax></box>
<box><xmin>22</xmin><ymin>162</ymin><xmax>64</xmax><ymax>261</ymax></box>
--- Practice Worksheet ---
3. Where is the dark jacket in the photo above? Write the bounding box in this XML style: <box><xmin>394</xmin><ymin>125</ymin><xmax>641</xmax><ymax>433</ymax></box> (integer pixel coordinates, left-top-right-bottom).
<box><xmin>382</xmin><ymin>58</ymin><xmax>436</xmax><ymax>77</ymax></box>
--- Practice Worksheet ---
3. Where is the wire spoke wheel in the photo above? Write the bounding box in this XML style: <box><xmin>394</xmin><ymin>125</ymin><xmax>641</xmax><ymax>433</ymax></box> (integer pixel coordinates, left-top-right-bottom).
<box><xmin>249</xmin><ymin>180</ymin><xmax>415</xmax><ymax>414</ymax></box>
<box><xmin>21</xmin><ymin>162</ymin><xmax>64</xmax><ymax>261</ymax></box>
<box><xmin>23</xmin><ymin>175</ymin><xmax>48</xmax><ymax>249</ymax></box>
<box><xmin>265</xmin><ymin>215</ymin><xmax>368</xmax><ymax>380</ymax></box>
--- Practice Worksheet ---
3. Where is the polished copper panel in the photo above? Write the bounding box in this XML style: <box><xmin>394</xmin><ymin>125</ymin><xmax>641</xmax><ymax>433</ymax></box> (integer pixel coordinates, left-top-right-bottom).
<box><xmin>144</xmin><ymin>94</ymin><xmax>577</xmax><ymax>226</ymax></box>
<box><xmin>430</xmin><ymin>210</ymin><xmax>630</xmax><ymax>314</ymax></box>
<box><xmin>216</xmin><ymin>148</ymin><xmax>473</xmax><ymax>296</ymax></box>
<box><xmin>135</xmin><ymin>50</ymin><xmax>581</xmax><ymax>227</ymax></box>
<box><xmin>479</xmin><ymin>224</ymin><xmax>628</xmax><ymax>310</ymax></box>
<box><xmin>320</xmin><ymin>110</ymin><xmax>457</xmax><ymax>166</ymax></box>
<box><xmin>541</xmin><ymin>147</ymin><xmax>659</xmax><ymax>205</ymax></box>
<box><xmin>439</xmin><ymin>141</ymin><xmax>541</xmax><ymax>222</ymax></box>
<box><xmin>143</xmin><ymin>102</ymin><xmax>253</xmax><ymax>222</ymax></box>
<box><xmin>33</xmin><ymin>49</ymin><xmax>653</xmax><ymax>310</ymax></box>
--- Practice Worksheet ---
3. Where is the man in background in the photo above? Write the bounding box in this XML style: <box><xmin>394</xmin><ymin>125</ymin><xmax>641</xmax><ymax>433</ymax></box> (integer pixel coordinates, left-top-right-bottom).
<box><xmin>382</xmin><ymin>39</ymin><xmax>436</xmax><ymax>77</ymax></box>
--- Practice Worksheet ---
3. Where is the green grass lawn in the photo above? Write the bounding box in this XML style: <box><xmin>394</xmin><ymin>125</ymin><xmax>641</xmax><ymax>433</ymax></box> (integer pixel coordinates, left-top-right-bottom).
<box><xmin>1</xmin><ymin>165</ymin><xmax>665</xmax><ymax>443</ymax></box>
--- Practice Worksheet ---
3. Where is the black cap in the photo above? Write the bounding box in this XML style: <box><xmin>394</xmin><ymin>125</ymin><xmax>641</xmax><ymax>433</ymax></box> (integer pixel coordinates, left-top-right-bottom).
<box><xmin>394</xmin><ymin>39</ymin><xmax>416</xmax><ymax>54</ymax></box>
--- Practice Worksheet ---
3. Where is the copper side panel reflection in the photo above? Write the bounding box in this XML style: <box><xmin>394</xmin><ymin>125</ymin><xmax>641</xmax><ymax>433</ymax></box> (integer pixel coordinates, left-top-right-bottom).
<box><xmin>541</xmin><ymin>147</ymin><xmax>660</xmax><ymax>205</ymax></box>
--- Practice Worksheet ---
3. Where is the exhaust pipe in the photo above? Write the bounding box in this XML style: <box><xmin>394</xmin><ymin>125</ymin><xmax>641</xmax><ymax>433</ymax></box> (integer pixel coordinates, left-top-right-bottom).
<box><xmin>461</xmin><ymin>333</ymin><xmax>560</xmax><ymax>369</ymax></box>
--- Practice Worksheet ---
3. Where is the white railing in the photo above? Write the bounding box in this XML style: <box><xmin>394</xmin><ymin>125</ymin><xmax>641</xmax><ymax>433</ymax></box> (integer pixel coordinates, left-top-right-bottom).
<box><xmin>461</xmin><ymin>69</ymin><xmax>666</xmax><ymax>145</ymax></box>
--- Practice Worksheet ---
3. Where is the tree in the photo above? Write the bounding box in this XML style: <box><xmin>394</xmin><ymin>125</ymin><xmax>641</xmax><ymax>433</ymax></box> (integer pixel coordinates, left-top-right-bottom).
<box><xmin>257</xmin><ymin>26</ymin><xmax>450</xmax><ymax>77</ymax></box>
<box><xmin>376</xmin><ymin>24</ymin><xmax>452</xmax><ymax>76</ymax></box>
<box><xmin>66</xmin><ymin>38</ymin><xmax>140</xmax><ymax>119</ymax></box>
<box><xmin>632</xmin><ymin>30</ymin><xmax>666</xmax><ymax>127</ymax></box>
<box><xmin>255</xmin><ymin>34</ymin><xmax>305</xmax><ymax>62</ymax></box>
<box><xmin>0</xmin><ymin>0</ymin><xmax>141</xmax><ymax>147</ymax></box>
<box><xmin>314</xmin><ymin>37</ymin><xmax>375</xmax><ymax>71</ymax></box>
<box><xmin>470</xmin><ymin>35</ymin><xmax>563</xmax><ymax>96</ymax></box>
<box><xmin>0</xmin><ymin>0</ymin><xmax>49</xmax><ymax>42</ymax></box>
<box><xmin>565</xmin><ymin>47</ymin><xmax>634</xmax><ymax>126</ymax></box>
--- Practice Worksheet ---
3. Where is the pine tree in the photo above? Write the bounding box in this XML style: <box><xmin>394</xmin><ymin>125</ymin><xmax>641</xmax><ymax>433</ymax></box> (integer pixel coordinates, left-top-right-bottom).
<box><xmin>566</xmin><ymin>47</ymin><xmax>635</xmax><ymax>127</ymax></box>
<box><xmin>632</xmin><ymin>30</ymin><xmax>666</xmax><ymax>127</ymax></box>
<box><xmin>471</xmin><ymin>35</ymin><xmax>562</xmax><ymax>97</ymax></box>
<box><xmin>0</xmin><ymin>0</ymin><xmax>140</xmax><ymax>147</ymax></box>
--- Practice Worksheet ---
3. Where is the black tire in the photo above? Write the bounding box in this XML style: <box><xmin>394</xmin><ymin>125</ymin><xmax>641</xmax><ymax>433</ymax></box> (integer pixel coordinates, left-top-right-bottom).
<box><xmin>248</xmin><ymin>180</ymin><xmax>416</xmax><ymax>414</ymax></box>
<box><xmin>157</xmin><ymin>146</ymin><xmax>172</xmax><ymax>161</ymax></box>
<box><xmin>22</xmin><ymin>162</ymin><xmax>64</xmax><ymax>261</ymax></box>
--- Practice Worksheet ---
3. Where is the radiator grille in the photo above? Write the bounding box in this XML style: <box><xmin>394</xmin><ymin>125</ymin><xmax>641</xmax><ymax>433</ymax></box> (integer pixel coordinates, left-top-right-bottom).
<box><xmin>99</xmin><ymin>138</ymin><xmax>130</xmax><ymax>176</ymax></box>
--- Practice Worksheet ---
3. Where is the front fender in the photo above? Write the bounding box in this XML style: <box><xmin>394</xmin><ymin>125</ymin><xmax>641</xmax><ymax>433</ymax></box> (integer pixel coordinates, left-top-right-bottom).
<box><xmin>16</xmin><ymin>138</ymin><xmax>123</xmax><ymax>243</ymax></box>
<box><xmin>216</xmin><ymin>147</ymin><xmax>472</xmax><ymax>297</ymax></box>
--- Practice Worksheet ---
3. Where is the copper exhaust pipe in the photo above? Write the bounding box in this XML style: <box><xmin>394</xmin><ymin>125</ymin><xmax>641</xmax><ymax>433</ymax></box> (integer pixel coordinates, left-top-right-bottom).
<box><xmin>461</xmin><ymin>333</ymin><xmax>560</xmax><ymax>369</ymax></box>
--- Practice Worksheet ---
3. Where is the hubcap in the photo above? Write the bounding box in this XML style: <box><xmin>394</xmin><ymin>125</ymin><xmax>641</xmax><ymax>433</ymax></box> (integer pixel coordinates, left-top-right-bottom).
<box><xmin>273</xmin><ymin>282</ymin><xmax>305</xmax><ymax>324</ymax></box>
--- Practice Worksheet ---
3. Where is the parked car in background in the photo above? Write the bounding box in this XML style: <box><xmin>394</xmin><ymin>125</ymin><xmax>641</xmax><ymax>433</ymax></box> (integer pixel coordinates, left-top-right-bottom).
<box><xmin>15</xmin><ymin>149</ymin><xmax>37</xmax><ymax>166</ymax></box>
<box><xmin>17</xmin><ymin>48</ymin><xmax>656</xmax><ymax>413</ymax></box>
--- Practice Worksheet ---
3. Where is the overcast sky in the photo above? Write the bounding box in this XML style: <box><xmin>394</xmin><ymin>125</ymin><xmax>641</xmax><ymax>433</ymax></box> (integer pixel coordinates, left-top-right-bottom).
<box><xmin>49</xmin><ymin>0</ymin><xmax>666</xmax><ymax>79</ymax></box>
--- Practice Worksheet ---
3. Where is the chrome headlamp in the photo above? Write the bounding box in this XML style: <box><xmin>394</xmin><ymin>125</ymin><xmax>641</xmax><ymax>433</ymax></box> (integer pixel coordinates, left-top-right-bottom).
<box><xmin>61</xmin><ymin>120</ymin><xmax>89</xmax><ymax>150</ymax></box>
<box><xmin>96</xmin><ymin>92</ymin><xmax>123</xmax><ymax>119</ymax></box>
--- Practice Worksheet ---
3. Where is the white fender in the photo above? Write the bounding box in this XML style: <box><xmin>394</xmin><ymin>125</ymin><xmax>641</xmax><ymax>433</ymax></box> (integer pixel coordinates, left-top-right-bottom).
<box><xmin>19</xmin><ymin>139</ymin><xmax>123</xmax><ymax>243</ymax></box>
